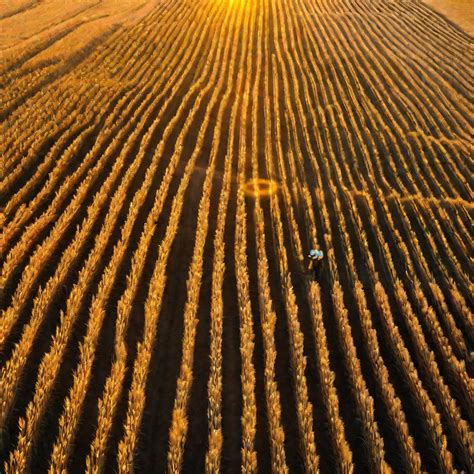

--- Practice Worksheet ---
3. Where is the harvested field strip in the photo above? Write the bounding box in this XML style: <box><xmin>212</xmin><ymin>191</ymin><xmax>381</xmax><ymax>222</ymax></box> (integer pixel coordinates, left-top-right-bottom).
<box><xmin>1</xmin><ymin>0</ymin><xmax>472</xmax><ymax>472</ymax></box>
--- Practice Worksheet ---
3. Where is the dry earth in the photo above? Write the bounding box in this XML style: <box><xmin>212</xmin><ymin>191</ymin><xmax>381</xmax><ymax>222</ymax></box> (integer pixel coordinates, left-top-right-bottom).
<box><xmin>423</xmin><ymin>0</ymin><xmax>473</xmax><ymax>34</ymax></box>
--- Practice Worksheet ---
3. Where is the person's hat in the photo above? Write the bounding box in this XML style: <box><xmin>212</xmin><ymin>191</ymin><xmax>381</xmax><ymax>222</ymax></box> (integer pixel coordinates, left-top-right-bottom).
<box><xmin>309</xmin><ymin>249</ymin><xmax>323</xmax><ymax>259</ymax></box>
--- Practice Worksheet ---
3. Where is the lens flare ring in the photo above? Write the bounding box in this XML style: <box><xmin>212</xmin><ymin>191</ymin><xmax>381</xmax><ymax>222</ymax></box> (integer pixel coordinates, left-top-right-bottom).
<box><xmin>242</xmin><ymin>178</ymin><xmax>278</xmax><ymax>198</ymax></box>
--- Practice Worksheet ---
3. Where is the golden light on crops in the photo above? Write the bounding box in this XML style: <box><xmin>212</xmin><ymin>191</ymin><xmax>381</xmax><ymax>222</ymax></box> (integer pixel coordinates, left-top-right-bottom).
<box><xmin>1</xmin><ymin>0</ymin><xmax>471</xmax><ymax>471</ymax></box>
<box><xmin>242</xmin><ymin>178</ymin><xmax>278</xmax><ymax>198</ymax></box>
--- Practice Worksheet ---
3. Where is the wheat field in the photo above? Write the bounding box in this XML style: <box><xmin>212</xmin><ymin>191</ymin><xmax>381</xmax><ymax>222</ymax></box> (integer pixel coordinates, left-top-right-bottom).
<box><xmin>0</xmin><ymin>0</ymin><xmax>472</xmax><ymax>472</ymax></box>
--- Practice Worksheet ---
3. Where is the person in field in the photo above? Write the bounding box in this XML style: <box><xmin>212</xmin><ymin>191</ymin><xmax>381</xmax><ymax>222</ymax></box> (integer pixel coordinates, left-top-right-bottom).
<box><xmin>308</xmin><ymin>248</ymin><xmax>324</xmax><ymax>281</ymax></box>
